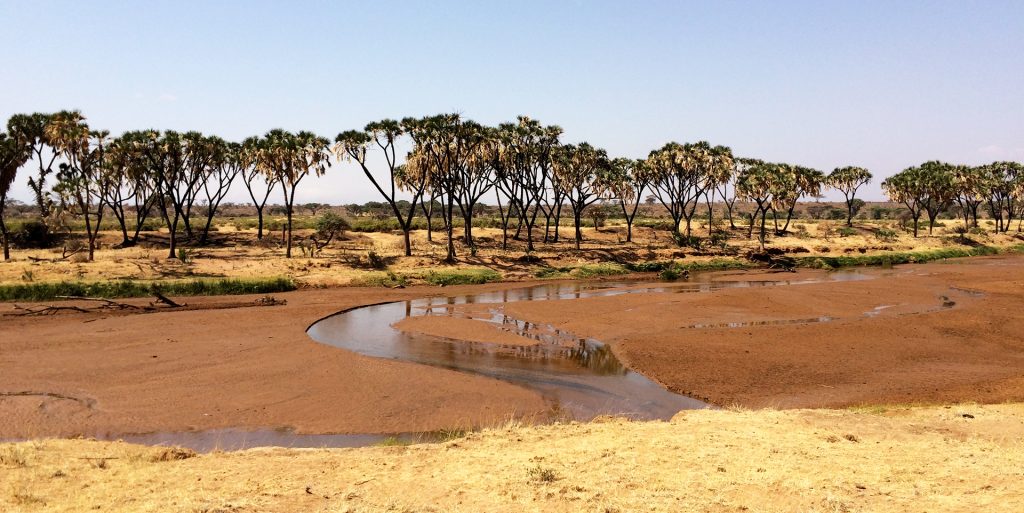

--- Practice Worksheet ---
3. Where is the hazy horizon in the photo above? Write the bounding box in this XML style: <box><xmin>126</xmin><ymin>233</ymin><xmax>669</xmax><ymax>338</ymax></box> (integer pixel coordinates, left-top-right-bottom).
<box><xmin>2</xmin><ymin>0</ymin><xmax>1022</xmax><ymax>206</ymax></box>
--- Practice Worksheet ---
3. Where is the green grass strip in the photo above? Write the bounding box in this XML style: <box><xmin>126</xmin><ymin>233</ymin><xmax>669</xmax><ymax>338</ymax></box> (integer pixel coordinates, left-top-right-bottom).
<box><xmin>0</xmin><ymin>277</ymin><xmax>296</xmax><ymax>302</ymax></box>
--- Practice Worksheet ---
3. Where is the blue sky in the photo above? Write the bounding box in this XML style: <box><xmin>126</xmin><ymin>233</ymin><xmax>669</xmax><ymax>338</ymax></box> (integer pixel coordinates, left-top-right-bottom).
<box><xmin>2</xmin><ymin>0</ymin><xmax>1022</xmax><ymax>204</ymax></box>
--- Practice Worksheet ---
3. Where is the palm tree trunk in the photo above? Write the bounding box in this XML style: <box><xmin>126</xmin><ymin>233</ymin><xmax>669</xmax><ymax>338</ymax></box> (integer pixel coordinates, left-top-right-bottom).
<box><xmin>1</xmin><ymin>214</ymin><xmax>10</xmax><ymax>261</ymax></box>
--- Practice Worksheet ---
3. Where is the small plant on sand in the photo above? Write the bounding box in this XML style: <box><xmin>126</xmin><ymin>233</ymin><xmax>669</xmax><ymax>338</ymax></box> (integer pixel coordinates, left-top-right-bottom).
<box><xmin>423</xmin><ymin>268</ymin><xmax>500</xmax><ymax>286</ymax></box>
<box><xmin>571</xmin><ymin>263</ymin><xmax>627</xmax><ymax>279</ymax></box>
<box><xmin>659</xmin><ymin>267</ymin><xmax>682</xmax><ymax>281</ymax></box>
<box><xmin>435</xmin><ymin>428</ymin><xmax>467</xmax><ymax>442</ymax></box>
<box><xmin>875</xmin><ymin>228</ymin><xmax>898</xmax><ymax>242</ymax></box>
<box><xmin>0</xmin><ymin>445</ymin><xmax>29</xmax><ymax>467</ymax></box>
<box><xmin>376</xmin><ymin>436</ymin><xmax>410</xmax><ymax>447</ymax></box>
<box><xmin>366</xmin><ymin>250</ymin><xmax>387</xmax><ymax>269</ymax></box>
<box><xmin>527</xmin><ymin>465</ymin><xmax>559</xmax><ymax>483</ymax></box>
<box><xmin>176</xmin><ymin>247</ymin><xmax>194</xmax><ymax>264</ymax></box>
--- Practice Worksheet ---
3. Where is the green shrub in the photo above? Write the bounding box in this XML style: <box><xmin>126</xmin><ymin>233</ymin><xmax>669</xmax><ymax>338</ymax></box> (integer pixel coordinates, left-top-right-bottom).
<box><xmin>795</xmin><ymin>246</ymin><xmax>1002</xmax><ymax>269</ymax></box>
<box><xmin>838</xmin><ymin>227</ymin><xmax>857</xmax><ymax>237</ymax></box>
<box><xmin>571</xmin><ymin>263</ymin><xmax>628</xmax><ymax>278</ymax></box>
<box><xmin>350</xmin><ymin>271</ymin><xmax>408</xmax><ymax>288</ymax></box>
<box><xmin>623</xmin><ymin>261</ymin><xmax>674</xmax><ymax>273</ymax></box>
<box><xmin>366</xmin><ymin>251</ymin><xmax>387</xmax><ymax>269</ymax></box>
<box><xmin>422</xmin><ymin>268</ymin><xmax>501</xmax><ymax>286</ymax></box>
<box><xmin>874</xmin><ymin>228</ymin><xmax>898</xmax><ymax>242</ymax></box>
<box><xmin>0</xmin><ymin>277</ymin><xmax>296</xmax><ymax>302</ymax></box>
<box><xmin>659</xmin><ymin>267</ymin><xmax>681</xmax><ymax>281</ymax></box>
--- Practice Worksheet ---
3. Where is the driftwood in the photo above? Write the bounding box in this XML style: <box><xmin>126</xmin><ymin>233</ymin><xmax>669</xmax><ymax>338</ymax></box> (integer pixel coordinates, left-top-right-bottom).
<box><xmin>152</xmin><ymin>291</ymin><xmax>183</xmax><ymax>308</ymax></box>
<box><xmin>9</xmin><ymin>294</ymin><xmax>172</xmax><ymax>317</ymax></box>
<box><xmin>25</xmin><ymin>246</ymin><xmax>85</xmax><ymax>263</ymax></box>
<box><xmin>6</xmin><ymin>294</ymin><xmax>286</xmax><ymax>317</ymax></box>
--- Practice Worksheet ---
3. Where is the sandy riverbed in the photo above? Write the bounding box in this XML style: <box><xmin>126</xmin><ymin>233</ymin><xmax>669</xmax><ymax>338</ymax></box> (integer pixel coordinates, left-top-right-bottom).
<box><xmin>3</xmin><ymin>255</ymin><xmax>1024</xmax><ymax>440</ymax></box>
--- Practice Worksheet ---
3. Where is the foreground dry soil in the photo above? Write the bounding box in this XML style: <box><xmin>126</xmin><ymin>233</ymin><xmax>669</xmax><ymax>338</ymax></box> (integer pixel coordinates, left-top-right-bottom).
<box><xmin>2</xmin><ymin>403</ymin><xmax>1022</xmax><ymax>512</ymax></box>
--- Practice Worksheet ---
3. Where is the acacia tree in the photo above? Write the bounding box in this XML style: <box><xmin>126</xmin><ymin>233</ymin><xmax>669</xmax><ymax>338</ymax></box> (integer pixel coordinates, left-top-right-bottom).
<box><xmin>7</xmin><ymin>113</ymin><xmax>58</xmax><ymax>221</ymax></box>
<box><xmin>198</xmin><ymin>139</ymin><xmax>240</xmax><ymax>244</ymax></box>
<box><xmin>951</xmin><ymin>165</ymin><xmax>986</xmax><ymax>229</ymax></box>
<box><xmin>239</xmin><ymin>136</ymin><xmax>277</xmax><ymax>240</ymax></box>
<box><xmin>403</xmin><ymin>114</ymin><xmax>485</xmax><ymax>262</ymax></box>
<box><xmin>130</xmin><ymin>130</ymin><xmax>190</xmax><ymax>257</ymax></box>
<box><xmin>454</xmin><ymin>125</ymin><xmax>493</xmax><ymax>249</ymax></box>
<box><xmin>47</xmin><ymin>111</ymin><xmax>108</xmax><ymax>261</ymax></box>
<box><xmin>609</xmin><ymin>158</ymin><xmax>650</xmax><ymax>243</ymax></box>
<box><xmin>1</xmin><ymin>131</ymin><xmax>32</xmax><ymax>260</ymax></box>
<box><xmin>552</xmin><ymin>142</ymin><xmax>613</xmax><ymax>249</ymax></box>
<box><xmin>696</xmin><ymin>143</ymin><xmax>735</xmax><ymax>237</ymax></box>
<box><xmin>485</xmin><ymin>127</ymin><xmax>517</xmax><ymax>249</ymax></box>
<box><xmin>983</xmin><ymin>161</ymin><xmax>1023</xmax><ymax>233</ymax></box>
<box><xmin>715</xmin><ymin>158</ymin><xmax>742</xmax><ymax>229</ymax></box>
<box><xmin>828</xmin><ymin>166</ymin><xmax>872</xmax><ymax>227</ymax></box>
<box><xmin>257</xmin><ymin>129</ymin><xmax>330</xmax><ymax>258</ymax></box>
<box><xmin>882</xmin><ymin>167</ymin><xmax>927</xmax><ymax>237</ymax></box>
<box><xmin>491</xmin><ymin>117</ymin><xmax>561</xmax><ymax>253</ymax></box>
<box><xmin>646</xmin><ymin>142</ymin><xmax>709</xmax><ymax>239</ymax></box>
<box><xmin>918</xmin><ymin>161</ymin><xmax>956</xmax><ymax>234</ymax></box>
<box><xmin>735</xmin><ymin>159</ymin><xmax>779</xmax><ymax>248</ymax></box>
<box><xmin>774</xmin><ymin>165</ymin><xmax>826</xmax><ymax>234</ymax></box>
<box><xmin>101</xmin><ymin>134</ymin><xmax>151</xmax><ymax>246</ymax></box>
<box><xmin>335</xmin><ymin>120</ymin><xmax>422</xmax><ymax>256</ymax></box>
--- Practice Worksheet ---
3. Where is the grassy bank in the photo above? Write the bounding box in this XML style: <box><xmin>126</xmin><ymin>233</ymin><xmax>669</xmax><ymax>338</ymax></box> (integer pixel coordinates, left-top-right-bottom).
<box><xmin>795</xmin><ymin>244</ymin><xmax>1024</xmax><ymax>269</ymax></box>
<box><xmin>0</xmin><ymin>277</ymin><xmax>296</xmax><ymax>302</ymax></box>
<box><xmin>349</xmin><ymin>268</ymin><xmax>503</xmax><ymax>288</ymax></box>
<box><xmin>2</xmin><ymin>403</ymin><xmax>1020</xmax><ymax>512</ymax></box>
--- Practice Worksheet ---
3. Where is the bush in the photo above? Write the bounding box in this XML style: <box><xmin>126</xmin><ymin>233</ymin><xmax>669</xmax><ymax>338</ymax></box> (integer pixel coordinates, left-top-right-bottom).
<box><xmin>351</xmin><ymin>271</ymin><xmax>408</xmax><ymax>288</ymax></box>
<box><xmin>422</xmin><ymin>268</ymin><xmax>501</xmax><ymax>286</ymax></box>
<box><xmin>795</xmin><ymin>246</ymin><xmax>1002</xmax><ymax>269</ymax></box>
<box><xmin>623</xmin><ymin>261</ymin><xmax>674</xmax><ymax>273</ymax></box>
<box><xmin>874</xmin><ymin>228</ymin><xmax>898</xmax><ymax>242</ymax></box>
<box><xmin>366</xmin><ymin>251</ymin><xmax>387</xmax><ymax>269</ymax></box>
<box><xmin>571</xmin><ymin>263</ymin><xmax>627</xmax><ymax>278</ymax></box>
<box><xmin>659</xmin><ymin>267</ymin><xmax>682</xmax><ymax>281</ymax></box>
<box><xmin>12</xmin><ymin>220</ymin><xmax>57</xmax><ymax>248</ymax></box>
<box><xmin>838</xmin><ymin>227</ymin><xmax>857</xmax><ymax>237</ymax></box>
<box><xmin>0</xmin><ymin>277</ymin><xmax>296</xmax><ymax>301</ymax></box>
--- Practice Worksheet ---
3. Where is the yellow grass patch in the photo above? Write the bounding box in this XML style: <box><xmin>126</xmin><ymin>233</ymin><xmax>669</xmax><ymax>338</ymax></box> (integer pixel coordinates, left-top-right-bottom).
<box><xmin>2</xmin><ymin>403</ymin><xmax>1022</xmax><ymax>512</ymax></box>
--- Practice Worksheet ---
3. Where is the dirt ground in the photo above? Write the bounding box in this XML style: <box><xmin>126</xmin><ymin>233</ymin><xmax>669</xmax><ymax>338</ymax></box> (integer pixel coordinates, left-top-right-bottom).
<box><xmin>504</xmin><ymin>255</ymin><xmax>1024</xmax><ymax>408</ymax></box>
<box><xmin>0</xmin><ymin>284</ymin><xmax>551</xmax><ymax>440</ymax></box>
<box><xmin>4</xmin><ymin>255</ymin><xmax>1024</xmax><ymax>441</ymax></box>
<box><xmin>2</xmin><ymin>403</ymin><xmax>1022</xmax><ymax>512</ymax></box>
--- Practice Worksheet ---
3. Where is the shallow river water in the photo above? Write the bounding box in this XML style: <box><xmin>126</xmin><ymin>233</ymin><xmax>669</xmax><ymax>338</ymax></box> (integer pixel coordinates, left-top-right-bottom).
<box><xmin>108</xmin><ymin>270</ymin><xmax>882</xmax><ymax>450</ymax></box>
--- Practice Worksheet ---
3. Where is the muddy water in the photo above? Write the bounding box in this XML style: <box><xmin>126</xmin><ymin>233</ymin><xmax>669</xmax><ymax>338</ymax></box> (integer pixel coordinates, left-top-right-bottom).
<box><xmin>307</xmin><ymin>270</ymin><xmax>872</xmax><ymax>423</ymax></box>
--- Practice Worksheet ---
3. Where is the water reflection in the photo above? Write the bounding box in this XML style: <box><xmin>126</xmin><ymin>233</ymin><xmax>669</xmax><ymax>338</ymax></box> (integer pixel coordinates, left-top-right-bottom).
<box><xmin>307</xmin><ymin>271</ymin><xmax>876</xmax><ymax>421</ymax></box>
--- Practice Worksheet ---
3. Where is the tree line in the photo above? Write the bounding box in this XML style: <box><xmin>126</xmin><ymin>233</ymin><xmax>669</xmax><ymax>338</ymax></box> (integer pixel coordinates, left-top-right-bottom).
<box><xmin>2</xmin><ymin>111</ymin><xmax>1022</xmax><ymax>262</ymax></box>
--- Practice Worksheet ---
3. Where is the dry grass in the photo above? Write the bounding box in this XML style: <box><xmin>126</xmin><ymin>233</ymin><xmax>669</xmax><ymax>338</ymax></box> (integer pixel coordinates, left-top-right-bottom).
<box><xmin>2</xmin><ymin>220</ymin><xmax>1021</xmax><ymax>290</ymax></box>
<box><xmin>2</xmin><ymin>403</ymin><xmax>1022</xmax><ymax>512</ymax></box>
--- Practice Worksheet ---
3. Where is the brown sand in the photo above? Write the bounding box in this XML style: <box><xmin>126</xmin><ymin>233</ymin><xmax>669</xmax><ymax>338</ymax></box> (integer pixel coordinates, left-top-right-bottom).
<box><xmin>392</xmin><ymin>315</ymin><xmax>539</xmax><ymax>346</ymax></box>
<box><xmin>504</xmin><ymin>255</ymin><xmax>1024</xmax><ymax>408</ymax></box>
<box><xmin>3</xmin><ymin>403</ymin><xmax>1022</xmax><ymax>512</ymax></box>
<box><xmin>4</xmin><ymin>256</ymin><xmax>1024</xmax><ymax>439</ymax></box>
<box><xmin>0</xmin><ymin>285</ymin><xmax>548</xmax><ymax>439</ymax></box>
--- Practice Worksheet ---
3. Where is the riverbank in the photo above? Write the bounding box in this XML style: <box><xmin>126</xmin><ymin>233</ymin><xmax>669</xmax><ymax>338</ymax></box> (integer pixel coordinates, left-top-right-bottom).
<box><xmin>2</xmin><ymin>223</ymin><xmax>1023</xmax><ymax>300</ymax></box>
<box><xmin>3</xmin><ymin>402</ymin><xmax>1021</xmax><ymax>512</ymax></box>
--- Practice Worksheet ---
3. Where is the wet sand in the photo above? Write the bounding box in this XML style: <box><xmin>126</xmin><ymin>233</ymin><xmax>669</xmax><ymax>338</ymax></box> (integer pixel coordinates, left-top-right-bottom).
<box><xmin>393</xmin><ymin>315</ymin><xmax>540</xmax><ymax>346</ymax></box>
<box><xmin>0</xmin><ymin>284</ymin><xmax>549</xmax><ymax>439</ymax></box>
<box><xmin>3</xmin><ymin>255</ymin><xmax>1024</xmax><ymax>439</ymax></box>
<box><xmin>505</xmin><ymin>256</ymin><xmax>1024</xmax><ymax>408</ymax></box>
